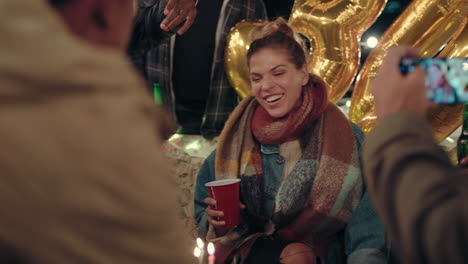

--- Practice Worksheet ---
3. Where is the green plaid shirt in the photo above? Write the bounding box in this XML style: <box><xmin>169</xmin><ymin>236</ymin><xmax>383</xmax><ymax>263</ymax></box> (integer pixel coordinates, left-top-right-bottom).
<box><xmin>129</xmin><ymin>0</ymin><xmax>267</xmax><ymax>139</ymax></box>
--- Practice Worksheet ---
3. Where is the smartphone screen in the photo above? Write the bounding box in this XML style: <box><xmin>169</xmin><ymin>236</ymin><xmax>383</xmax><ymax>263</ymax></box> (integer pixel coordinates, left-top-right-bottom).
<box><xmin>400</xmin><ymin>57</ymin><xmax>468</xmax><ymax>104</ymax></box>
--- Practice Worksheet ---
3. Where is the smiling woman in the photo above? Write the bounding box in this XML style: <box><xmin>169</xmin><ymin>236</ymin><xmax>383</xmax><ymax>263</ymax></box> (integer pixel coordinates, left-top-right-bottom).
<box><xmin>194</xmin><ymin>17</ymin><xmax>389</xmax><ymax>264</ymax></box>
<box><xmin>246</xmin><ymin>19</ymin><xmax>310</xmax><ymax>119</ymax></box>
<box><xmin>249</xmin><ymin>47</ymin><xmax>309</xmax><ymax>119</ymax></box>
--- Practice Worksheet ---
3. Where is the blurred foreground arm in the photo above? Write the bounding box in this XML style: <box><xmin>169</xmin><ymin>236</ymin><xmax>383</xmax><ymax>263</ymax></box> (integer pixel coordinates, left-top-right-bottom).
<box><xmin>363</xmin><ymin>46</ymin><xmax>468</xmax><ymax>264</ymax></box>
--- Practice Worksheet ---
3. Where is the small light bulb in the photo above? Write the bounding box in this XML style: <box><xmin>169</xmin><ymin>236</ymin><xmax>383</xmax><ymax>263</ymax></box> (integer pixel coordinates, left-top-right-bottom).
<box><xmin>366</xmin><ymin>36</ymin><xmax>378</xmax><ymax>48</ymax></box>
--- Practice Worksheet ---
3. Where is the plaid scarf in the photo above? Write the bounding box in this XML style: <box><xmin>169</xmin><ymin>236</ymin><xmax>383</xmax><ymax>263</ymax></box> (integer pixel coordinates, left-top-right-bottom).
<box><xmin>212</xmin><ymin>75</ymin><xmax>363</xmax><ymax>263</ymax></box>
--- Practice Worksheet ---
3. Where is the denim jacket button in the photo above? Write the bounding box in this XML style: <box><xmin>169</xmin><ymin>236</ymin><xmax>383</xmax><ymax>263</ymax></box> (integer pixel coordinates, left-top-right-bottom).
<box><xmin>276</xmin><ymin>159</ymin><xmax>284</xmax><ymax>164</ymax></box>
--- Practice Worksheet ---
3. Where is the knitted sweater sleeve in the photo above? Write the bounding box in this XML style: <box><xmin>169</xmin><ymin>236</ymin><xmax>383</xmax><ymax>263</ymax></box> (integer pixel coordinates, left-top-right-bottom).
<box><xmin>363</xmin><ymin>112</ymin><xmax>468</xmax><ymax>264</ymax></box>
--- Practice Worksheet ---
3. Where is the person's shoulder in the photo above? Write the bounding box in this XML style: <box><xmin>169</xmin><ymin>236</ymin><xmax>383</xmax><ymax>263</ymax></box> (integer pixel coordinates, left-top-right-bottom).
<box><xmin>207</xmin><ymin>150</ymin><xmax>217</xmax><ymax>161</ymax></box>
<box><xmin>201</xmin><ymin>150</ymin><xmax>217</xmax><ymax>167</ymax></box>
<box><xmin>197</xmin><ymin>150</ymin><xmax>217</xmax><ymax>182</ymax></box>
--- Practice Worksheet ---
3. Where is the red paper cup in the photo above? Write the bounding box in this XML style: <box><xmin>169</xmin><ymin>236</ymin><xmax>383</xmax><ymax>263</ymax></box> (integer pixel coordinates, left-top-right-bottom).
<box><xmin>205</xmin><ymin>179</ymin><xmax>241</xmax><ymax>228</ymax></box>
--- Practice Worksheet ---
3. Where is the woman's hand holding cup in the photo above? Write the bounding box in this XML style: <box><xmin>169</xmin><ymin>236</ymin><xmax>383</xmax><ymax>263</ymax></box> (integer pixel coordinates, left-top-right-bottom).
<box><xmin>204</xmin><ymin>197</ymin><xmax>246</xmax><ymax>237</ymax></box>
<box><xmin>204</xmin><ymin>197</ymin><xmax>227</xmax><ymax>227</ymax></box>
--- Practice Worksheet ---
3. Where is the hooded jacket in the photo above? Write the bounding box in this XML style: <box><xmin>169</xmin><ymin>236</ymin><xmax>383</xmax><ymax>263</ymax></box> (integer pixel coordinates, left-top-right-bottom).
<box><xmin>0</xmin><ymin>1</ymin><xmax>192</xmax><ymax>263</ymax></box>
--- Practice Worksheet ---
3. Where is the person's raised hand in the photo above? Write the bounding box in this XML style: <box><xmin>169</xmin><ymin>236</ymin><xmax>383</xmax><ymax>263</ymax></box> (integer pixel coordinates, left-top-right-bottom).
<box><xmin>161</xmin><ymin>0</ymin><xmax>197</xmax><ymax>35</ymax></box>
<box><xmin>371</xmin><ymin>46</ymin><xmax>429</xmax><ymax>119</ymax></box>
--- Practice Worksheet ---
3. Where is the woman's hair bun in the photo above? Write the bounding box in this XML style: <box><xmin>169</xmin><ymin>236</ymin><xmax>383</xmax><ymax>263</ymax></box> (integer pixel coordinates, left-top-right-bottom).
<box><xmin>249</xmin><ymin>17</ymin><xmax>295</xmax><ymax>41</ymax></box>
<box><xmin>247</xmin><ymin>17</ymin><xmax>311</xmax><ymax>67</ymax></box>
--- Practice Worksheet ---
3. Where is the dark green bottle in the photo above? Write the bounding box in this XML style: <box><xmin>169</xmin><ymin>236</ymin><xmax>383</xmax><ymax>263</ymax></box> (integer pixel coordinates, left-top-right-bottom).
<box><xmin>153</xmin><ymin>83</ymin><xmax>163</xmax><ymax>105</ymax></box>
<box><xmin>457</xmin><ymin>103</ymin><xmax>468</xmax><ymax>167</ymax></box>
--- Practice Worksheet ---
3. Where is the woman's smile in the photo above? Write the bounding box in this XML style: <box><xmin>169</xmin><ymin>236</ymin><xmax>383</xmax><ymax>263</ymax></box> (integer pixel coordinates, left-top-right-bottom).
<box><xmin>264</xmin><ymin>93</ymin><xmax>284</xmax><ymax>104</ymax></box>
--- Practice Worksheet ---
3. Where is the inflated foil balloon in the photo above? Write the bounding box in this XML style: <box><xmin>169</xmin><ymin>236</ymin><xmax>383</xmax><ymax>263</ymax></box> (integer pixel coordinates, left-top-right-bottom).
<box><xmin>225</xmin><ymin>20</ymin><xmax>264</xmax><ymax>98</ymax></box>
<box><xmin>350</xmin><ymin>0</ymin><xmax>468</xmax><ymax>142</ymax></box>
<box><xmin>288</xmin><ymin>0</ymin><xmax>387</xmax><ymax>102</ymax></box>
<box><xmin>225</xmin><ymin>0</ymin><xmax>387</xmax><ymax>102</ymax></box>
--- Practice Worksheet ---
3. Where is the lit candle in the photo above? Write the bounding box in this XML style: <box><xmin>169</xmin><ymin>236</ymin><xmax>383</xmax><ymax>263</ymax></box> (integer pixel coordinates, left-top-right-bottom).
<box><xmin>193</xmin><ymin>247</ymin><xmax>201</xmax><ymax>258</ymax></box>
<box><xmin>194</xmin><ymin>238</ymin><xmax>205</xmax><ymax>264</ymax></box>
<box><xmin>197</xmin><ymin>238</ymin><xmax>205</xmax><ymax>252</ymax></box>
<box><xmin>207</xmin><ymin>242</ymin><xmax>215</xmax><ymax>264</ymax></box>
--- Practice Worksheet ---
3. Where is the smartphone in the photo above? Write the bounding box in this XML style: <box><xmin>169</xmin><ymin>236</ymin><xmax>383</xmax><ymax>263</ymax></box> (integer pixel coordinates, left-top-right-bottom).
<box><xmin>400</xmin><ymin>57</ymin><xmax>468</xmax><ymax>104</ymax></box>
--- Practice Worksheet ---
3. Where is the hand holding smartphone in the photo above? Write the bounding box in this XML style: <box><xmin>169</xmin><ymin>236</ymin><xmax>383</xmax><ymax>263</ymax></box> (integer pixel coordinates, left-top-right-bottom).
<box><xmin>400</xmin><ymin>57</ymin><xmax>468</xmax><ymax>104</ymax></box>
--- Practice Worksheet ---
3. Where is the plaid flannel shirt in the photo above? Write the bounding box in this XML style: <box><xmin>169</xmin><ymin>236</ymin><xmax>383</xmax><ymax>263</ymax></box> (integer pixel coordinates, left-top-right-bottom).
<box><xmin>130</xmin><ymin>0</ymin><xmax>267</xmax><ymax>139</ymax></box>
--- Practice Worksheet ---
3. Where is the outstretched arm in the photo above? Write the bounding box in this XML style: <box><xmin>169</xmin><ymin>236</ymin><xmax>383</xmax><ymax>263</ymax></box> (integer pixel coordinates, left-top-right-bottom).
<box><xmin>364</xmin><ymin>112</ymin><xmax>468</xmax><ymax>264</ymax></box>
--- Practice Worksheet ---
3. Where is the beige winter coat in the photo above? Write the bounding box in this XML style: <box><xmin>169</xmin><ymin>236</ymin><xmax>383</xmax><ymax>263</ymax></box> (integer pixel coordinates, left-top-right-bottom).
<box><xmin>0</xmin><ymin>0</ymin><xmax>193</xmax><ymax>263</ymax></box>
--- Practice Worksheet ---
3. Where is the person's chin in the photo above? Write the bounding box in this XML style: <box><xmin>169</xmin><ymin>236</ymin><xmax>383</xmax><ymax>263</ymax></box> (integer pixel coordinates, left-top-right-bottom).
<box><xmin>266</xmin><ymin>109</ymin><xmax>288</xmax><ymax>119</ymax></box>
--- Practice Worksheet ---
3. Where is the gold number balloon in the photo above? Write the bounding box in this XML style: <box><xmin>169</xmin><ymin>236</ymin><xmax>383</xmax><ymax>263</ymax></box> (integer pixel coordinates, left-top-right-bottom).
<box><xmin>288</xmin><ymin>0</ymin><xmax>387</xmax><ymax>102</ymax></box>
<box><xmin>225</xmin><ymin>0</ymin><xmax>387</xmax><ymax>102</ymax></box>
<box><xmin>350</xmin><ymin>0</ymin><xmax>468</xmax><ymax>142</ymax></box>
<box><xmin>225</xmin><ymin>20</ymin><xmax>265</xmax><ymax>99</ymax></box>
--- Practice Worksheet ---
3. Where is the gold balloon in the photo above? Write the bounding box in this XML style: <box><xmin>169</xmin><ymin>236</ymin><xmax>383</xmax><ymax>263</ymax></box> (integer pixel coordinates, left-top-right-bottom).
<box><xmin>441</xmin><ymin>23</ymin><xmax>468</xmax><ymax>58</ymax></box>
<box><xmin>225</xmin><ymin>0</ymin><xmax>387</xmax><ymax>102</ymax></box>
<box><xmin>350</xmin><ymin>0</ymin><xmax>468</xmax><ymax>142</ymax></box>
<box><xmin>288</xmin><ymin>0</ymin><xmax>387</xmax><ymax>102</ymax></box>
<box><xmin>224</xmin><ymin>20</ymin><xmax>264</xmax><ymax>98</ymax></box>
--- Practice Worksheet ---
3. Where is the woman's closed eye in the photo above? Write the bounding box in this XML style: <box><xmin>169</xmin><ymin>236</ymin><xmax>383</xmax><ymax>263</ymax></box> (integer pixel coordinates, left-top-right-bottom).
<box><xmin>274</xmin><ymin>71</ymin><xmax>284</xmax><ymax>77</ymax></box>
<box><xmin>251</xmin><ymin>76</ymin><xmax>261</xmax><ymax>82</ymax></box>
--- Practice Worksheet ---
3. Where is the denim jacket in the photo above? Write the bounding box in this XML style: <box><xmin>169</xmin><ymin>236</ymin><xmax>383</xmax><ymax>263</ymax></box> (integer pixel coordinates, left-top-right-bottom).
<box><xmin>194</xmin><ymin>124</ymin><xmax>388</xmax><ymax>263</ymax></box>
